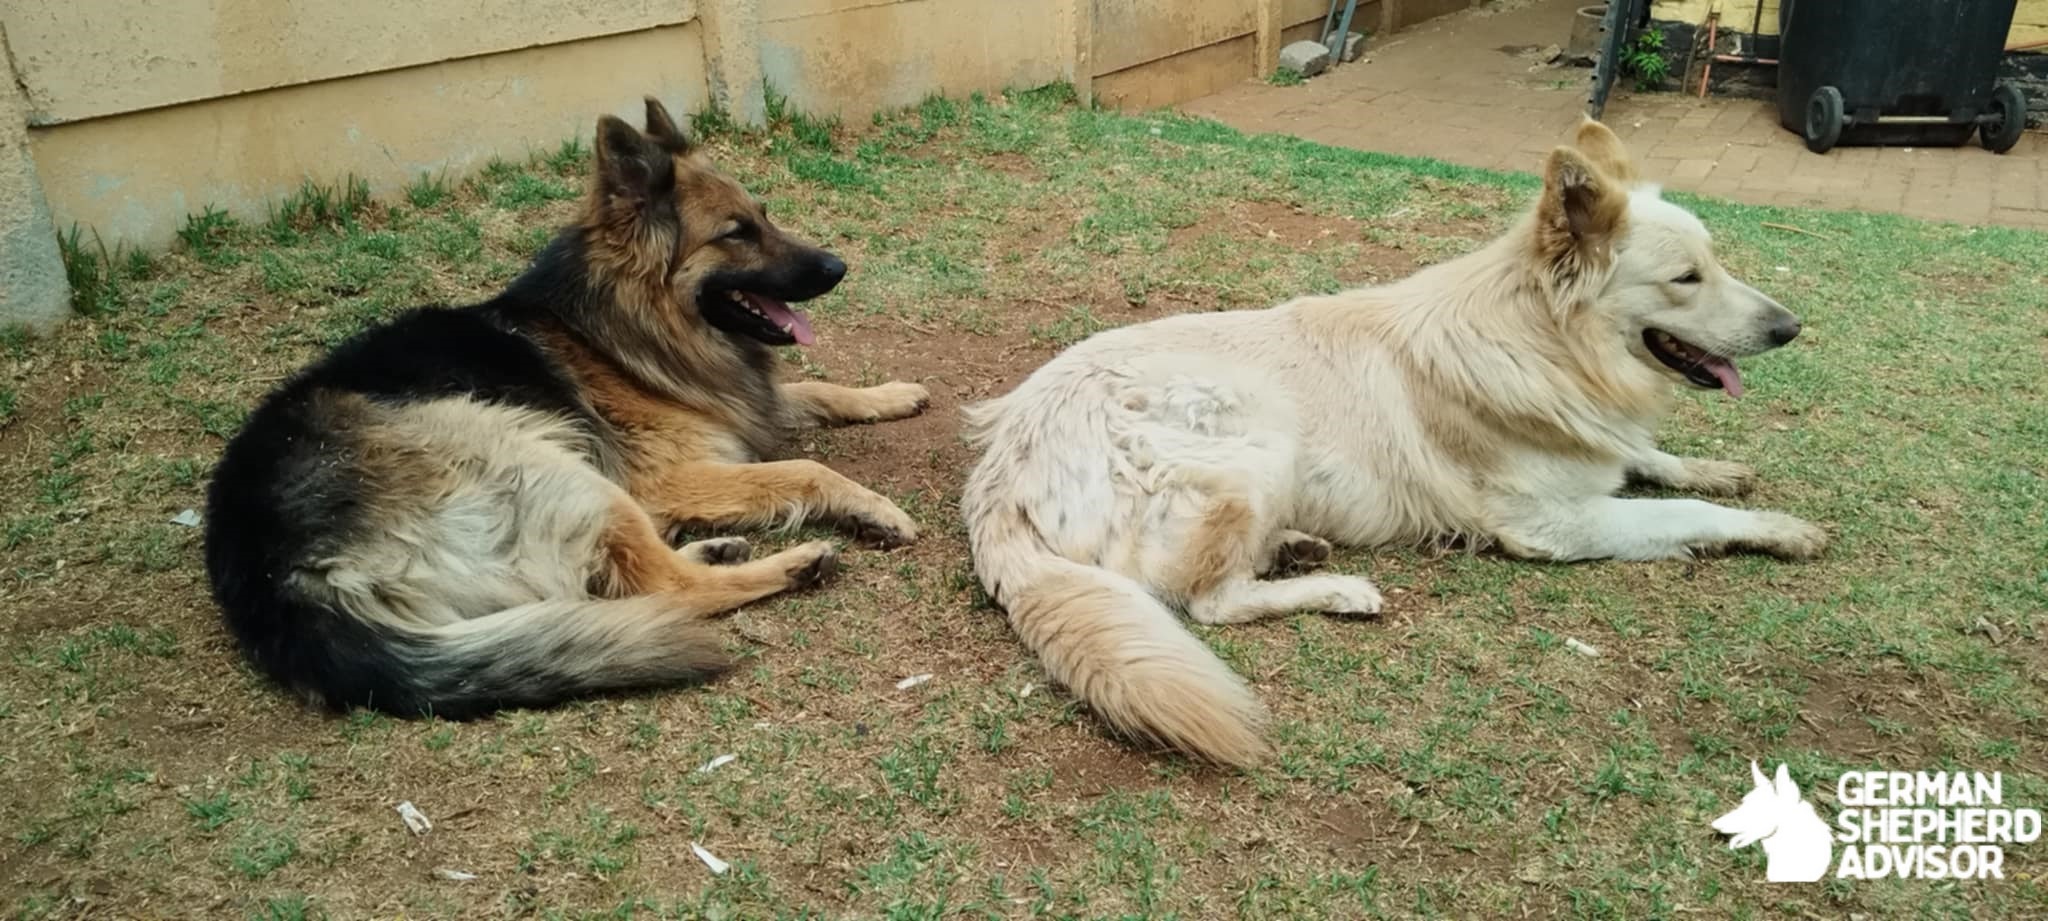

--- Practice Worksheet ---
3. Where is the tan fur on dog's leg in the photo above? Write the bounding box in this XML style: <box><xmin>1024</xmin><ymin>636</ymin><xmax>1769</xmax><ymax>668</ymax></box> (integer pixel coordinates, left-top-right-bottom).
<box><xmin>1170</xmin><ymin>494</ymin><xmax>1260</xmax><ymax>600</ymax></box>
<box><xmin>783</xmin><ymin>381</ymin><xmax>930</xmax><ymax>426</ymax></box>
<box><xmin>642</xmin><ymin>460</ymin><xmax>918</xmax><ymax>546</ymax></box>
<box><xmin>595</xmin><ymin>495</ymin><xmax>837</xmax><ymax>616</ymax></box>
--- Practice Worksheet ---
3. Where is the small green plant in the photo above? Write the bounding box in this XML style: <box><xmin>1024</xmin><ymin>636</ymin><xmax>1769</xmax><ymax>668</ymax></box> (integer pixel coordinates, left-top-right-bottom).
<box><xmin>184</xmin><ymin>791</ymin><xmax>238</xmax><ymax>831</ymax></box>
<box><xmin>543</xmin><ymin>136</ymin><xmax>588</xmax><ymax>174</ymax></box>
<box><xmin>405</xmin><ymin>170</ymin><xmax>452</xmax><ymax>209</ymax></box>
<box><xmin>1268</xmin><ymin>67</ymin><xmax>1307</xmax><ymax>87</ymax></box>
<box><xmin>690</xmin><ymin>104</ymin><xmax>739</xmax><ymax>140</ymax></box>
<box><xmin>1621</xmin><ymin>29</ymin><xmax>1670</xmax><ymax>91</ymax></box>
<box><xmin>57</xmin><ymin>224</ymin><xmax>128</xmax><ymax>315</ymax></box>
<box><xmin>177</xmin><ymin>205</ymin><xmax>242</xmax><ymax>264</ymax></box>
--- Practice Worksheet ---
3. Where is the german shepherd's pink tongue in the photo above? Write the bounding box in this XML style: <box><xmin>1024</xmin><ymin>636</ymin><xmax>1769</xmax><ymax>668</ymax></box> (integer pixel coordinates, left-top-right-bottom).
<box><xmin>743</xmin><ymin>292</ymin><xmax>816</xmax><ymax>345</ymax></box>
<box><xmin>1703</xmin><ymin>357</ymin><xmax>1744</xmax><ymax>399</ymax></box>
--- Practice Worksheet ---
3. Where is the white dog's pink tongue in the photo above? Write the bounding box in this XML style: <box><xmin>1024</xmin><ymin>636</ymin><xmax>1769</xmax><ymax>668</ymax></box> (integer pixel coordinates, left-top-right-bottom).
<box><xmin>1704</xmin><ymin>356</ymin><xmax>1744</xmax><ymax>399</ymax></box>
<box><xmin>743</xmin><ymin>293</ymin><xmax>816</xmax><ymax>346</ymax></box>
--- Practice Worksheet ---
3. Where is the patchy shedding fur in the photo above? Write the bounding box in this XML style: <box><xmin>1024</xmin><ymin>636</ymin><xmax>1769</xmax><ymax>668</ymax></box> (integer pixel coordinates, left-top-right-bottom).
<box><xmin>206</xmin><ymin>97</ymin><xmax>926</xmax><ymax>718</ymax></box>
<box><xmin>961</xmin><ymin>118</ymin><xmax>1825</xmax><ymax>768</ymax></box>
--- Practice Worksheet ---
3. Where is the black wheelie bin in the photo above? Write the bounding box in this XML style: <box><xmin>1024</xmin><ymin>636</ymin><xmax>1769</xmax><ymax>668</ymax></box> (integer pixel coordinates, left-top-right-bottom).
<box><xmin>1778</xmin><ymin>0</ymin><xmax>2028</xmax><ymax>154</ymax></box>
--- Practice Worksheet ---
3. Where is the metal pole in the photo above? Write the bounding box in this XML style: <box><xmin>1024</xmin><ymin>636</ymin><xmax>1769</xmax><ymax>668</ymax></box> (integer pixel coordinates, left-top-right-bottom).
<box><xmin>1327</xmin><ymin>0</ymin><xmax>1361</xmax><ymax>59</ymax></box>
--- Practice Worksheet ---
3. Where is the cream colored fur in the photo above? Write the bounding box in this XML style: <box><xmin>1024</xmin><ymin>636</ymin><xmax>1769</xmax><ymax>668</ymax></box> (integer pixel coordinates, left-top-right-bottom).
<box><xmin>960</xmin><ymin>119</ymin><xmax>1826</xmax><ymax>768</ymax></box>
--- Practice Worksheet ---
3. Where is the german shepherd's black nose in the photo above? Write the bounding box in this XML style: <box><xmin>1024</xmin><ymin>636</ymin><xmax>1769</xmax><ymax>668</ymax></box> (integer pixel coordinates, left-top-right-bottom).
<box><xmin>817</xmin><ymin>253</ymin><xmax>847</xmax><ymax>286</ymax></box>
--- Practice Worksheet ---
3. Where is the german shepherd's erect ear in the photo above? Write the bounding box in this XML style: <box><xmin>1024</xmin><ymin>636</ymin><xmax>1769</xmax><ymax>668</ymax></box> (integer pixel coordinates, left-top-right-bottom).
<box><xmin>592</xmin><ymin>114</ymin><xmax>678</xmax><ymax>226</ymax></box>
<box><xmin>642</xmin><ymin>96</ymin><xmax>691</xmax><ymax>153</ymax></box>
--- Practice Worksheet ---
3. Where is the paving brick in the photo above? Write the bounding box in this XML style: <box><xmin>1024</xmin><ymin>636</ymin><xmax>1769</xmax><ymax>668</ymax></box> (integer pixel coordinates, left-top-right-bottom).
<box><xmin>1671</xmin><ymin>158</ymin><xmax>1717</xmax><ymax>183</ymax></box>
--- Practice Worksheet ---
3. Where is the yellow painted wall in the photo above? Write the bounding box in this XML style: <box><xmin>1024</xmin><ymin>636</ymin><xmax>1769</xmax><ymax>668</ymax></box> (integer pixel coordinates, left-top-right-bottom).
<box><xmin>1652</xmin><ymin>0</ymin><xmax>2048</xmax><ymax>46</ymax></box>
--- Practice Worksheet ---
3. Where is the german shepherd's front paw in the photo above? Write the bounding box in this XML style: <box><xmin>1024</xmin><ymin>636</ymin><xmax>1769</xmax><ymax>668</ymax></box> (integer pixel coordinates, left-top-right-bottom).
<box><xmin>858</xmin><ymin>382</ymin><xmax>930</xmax><ymax>423</ymax></box>
<box><xmin>781</xmin><ymin>540</ymin><xmax>840</xmax><ymax>588</ymax></box>
<box><xmin>1746</xmin><ymin>512</ymin><xmax>1829</xmax><ymax>560</ymax></box>
<box><xmin>1679</xmin><ymin>459</ymin><xmax>1757</xmax><ymax>496</ymax></box>
<box><xmin>848</xmin><ymin>503</ymin><xmax>920</xmax><ymax>548</ymax></box>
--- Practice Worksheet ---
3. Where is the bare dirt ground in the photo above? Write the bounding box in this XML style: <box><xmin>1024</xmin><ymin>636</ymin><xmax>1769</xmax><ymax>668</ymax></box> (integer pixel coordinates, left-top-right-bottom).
<box><xmin>3</xmin><ymin>89</ymin><xmax>2045</xmax><ymax>919</ymax></box>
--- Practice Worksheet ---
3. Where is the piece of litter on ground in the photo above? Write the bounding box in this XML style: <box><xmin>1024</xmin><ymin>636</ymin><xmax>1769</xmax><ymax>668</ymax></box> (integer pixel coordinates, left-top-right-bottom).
<box><xmin>1018</xmin><ymin>683</ymin><xmax>1034</xmax><ymax>699</ymax></box>
<box><xmin>170</xmin><ymin>509</ymin><xmax>202</xmax><ymax>528</ymax></box>
<box><xmin>690</xmin><ymin>842</ymin><xmax>731</xmax><ymax>875</ymax></box>
<box><xmin>697</xmin><ymin>753</ymin><xmax>737</xmax><ymax>774</ymax></box>
<box><xmin>436</xmin><ymin>868</ymin><xmax>477</xmax><ymax>881</ymax></box>
<box><xmin>1972</xmin><ymin>616</ymin><xmax>2005</xmax><ymax>645</ymax></box>
<box><xmin>896</xmin><ymin>673</ymin><xmax>934</xmax><ymax>690</ymax></box>
<box><xmin>1564</xmin><ymin>638</ymin><xmax>1601</xmax><ymax>658</ymax></box>
<box><xmin>395</xmin><ymin>801</ymin><xmax>433</xmax><ymax>835</ymax></box>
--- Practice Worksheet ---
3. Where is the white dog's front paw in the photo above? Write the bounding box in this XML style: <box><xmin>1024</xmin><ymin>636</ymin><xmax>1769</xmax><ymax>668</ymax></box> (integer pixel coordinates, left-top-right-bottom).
<box><xmin>1318</xmin><ymin>576</ymin><xmax>1384</xmax><ymax>616</ymax></box>
<box><xmin>1744</xmin><ymin>512</ymin><xmax>1829</xmax><ymax>561</ymax></box>
<box><xmin>1679</xmin><ymin>459</ymin><xmax>1758</xmax><ymax>497</ymax></box>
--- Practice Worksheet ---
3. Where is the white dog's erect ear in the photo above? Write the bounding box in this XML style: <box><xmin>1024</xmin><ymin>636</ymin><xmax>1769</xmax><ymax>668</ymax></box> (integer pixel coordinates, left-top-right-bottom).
<box><xmin>1573</xmin><ymin>116</ymin><xmax>1638</xmax><ymax>183</ymax></box>
<box><xmin>1532</xmin><ymin>146</ymin><xmax>1627</xmax><ymax>291</ymax></box>
<box><xmin>1543</xmin><ymin>147</ymin><xmax>1625</xmax><ymax>243</ymax></box>
<box><xmin>1773</xmin><ymin>763</ymin><xmax>1799</xmax><ymax>800</ymax></box>
<box><xmin>1751</xmin><ymin>760</ymin><xmax>1770</xmax><ymax>790</ymax></box>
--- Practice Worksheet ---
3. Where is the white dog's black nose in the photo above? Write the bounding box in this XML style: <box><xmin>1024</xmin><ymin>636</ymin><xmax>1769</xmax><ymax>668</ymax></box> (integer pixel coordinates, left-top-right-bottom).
<box><xmin>1769</xmin><ymin>315</ymin><xmax>1802</xmax><ymax>346</ymax></box>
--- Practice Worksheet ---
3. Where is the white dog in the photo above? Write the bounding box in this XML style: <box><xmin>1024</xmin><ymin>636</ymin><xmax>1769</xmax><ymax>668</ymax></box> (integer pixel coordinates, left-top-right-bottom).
<box><xmin>1712</xmin><ymin>761</ymin><xmax>1834</xmax><ymax>882</ymax></box>
<box><xmin>959</xmin><ymin>118</ymin><xmax>1826</xmax><ymax>766</ymax></box>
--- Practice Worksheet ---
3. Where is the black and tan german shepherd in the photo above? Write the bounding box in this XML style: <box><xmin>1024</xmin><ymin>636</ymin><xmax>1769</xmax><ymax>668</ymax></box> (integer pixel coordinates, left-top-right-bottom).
<box><xmin>205</xmin><ymin>97</ymin><xmax>930</xmax><ymax>718</ymax></box>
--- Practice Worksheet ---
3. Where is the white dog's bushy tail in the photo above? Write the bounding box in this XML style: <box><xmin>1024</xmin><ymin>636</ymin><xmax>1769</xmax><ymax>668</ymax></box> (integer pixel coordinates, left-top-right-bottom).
<box><xmin>961</xmin><ymin>394</ymin><xmax>1270</xmax><ymax>768</ymax></box>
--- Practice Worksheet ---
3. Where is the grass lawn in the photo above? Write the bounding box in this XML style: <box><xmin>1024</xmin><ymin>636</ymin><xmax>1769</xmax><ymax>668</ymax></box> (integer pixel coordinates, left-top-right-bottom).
<box><xmin>2</xmin><ymin>86</ymin><xmax>2045</xmax><ymax>919</ymax></box>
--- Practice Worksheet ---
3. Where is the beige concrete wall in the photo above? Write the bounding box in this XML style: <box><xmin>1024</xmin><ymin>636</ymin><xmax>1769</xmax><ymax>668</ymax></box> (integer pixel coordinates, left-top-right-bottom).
<box><xmin>31</xmin><ymin>22</ymin><xmax>712</xmax><ymax>249</ymax></box>
<box><xmin>4</xmin><ymin>0</ymin><xmax>700</xmax><ymax>125</ymax></box>
<box><xmin>3</xmin><ymin>0</ymin><xmax>1495</xmax><ymax>325</ymax></box>
<box><xmin>754</xmin><ymin>0</ymin><xmax>1068</xmax><ymax>119</ymax></box>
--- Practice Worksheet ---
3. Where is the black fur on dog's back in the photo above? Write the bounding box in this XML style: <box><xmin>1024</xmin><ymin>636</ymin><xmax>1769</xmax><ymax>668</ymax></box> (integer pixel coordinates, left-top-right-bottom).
<box><xmin>204</xmin><ymin>250</ymin><xmax>723</xmax><ymax>718</ymax></box>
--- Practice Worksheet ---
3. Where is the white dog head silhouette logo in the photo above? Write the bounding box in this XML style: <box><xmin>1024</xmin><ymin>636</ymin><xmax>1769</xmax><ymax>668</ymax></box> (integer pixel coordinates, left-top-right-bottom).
<box><xmin>1712</xmin><ymin>761</ymin><xmax>1833</xmax><ymax>882</ymax></box>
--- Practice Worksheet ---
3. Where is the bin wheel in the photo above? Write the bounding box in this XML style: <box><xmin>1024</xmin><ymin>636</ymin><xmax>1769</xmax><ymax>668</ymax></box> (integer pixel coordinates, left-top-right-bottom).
<box><xmin>1804</xmin><ymin>86</ymin><xmax>1844</xmax><ymax>154</ymax></box>
<box><xmin>1982</xmin><ymin>83</ymin><xmax>2026</xmax><ymax>154</ymax></box>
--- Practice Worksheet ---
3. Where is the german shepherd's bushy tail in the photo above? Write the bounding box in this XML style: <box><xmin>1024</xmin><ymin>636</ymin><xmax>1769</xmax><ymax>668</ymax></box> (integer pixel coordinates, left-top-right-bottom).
<box><xmin>207</xmin><ymin>552</ymin><xmax>734</xmax><ymax>719</ymax></box>
<box><xmin>961</xmin><ymin>387</ymin><xmax>1270</xmax><ymax>768</ymax></box>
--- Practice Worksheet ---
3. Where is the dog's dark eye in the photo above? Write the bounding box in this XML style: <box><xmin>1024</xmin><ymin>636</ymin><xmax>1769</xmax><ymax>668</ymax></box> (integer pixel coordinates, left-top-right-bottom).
<box><xmin>1674</xmin><ymin>270</ymin><xmax>1701</xmax><ymax>284</ymax></box>
<box><xmin>721</xmin><ymin>220</ymin><xmax>756</xmax><ymax>241</ymax></box>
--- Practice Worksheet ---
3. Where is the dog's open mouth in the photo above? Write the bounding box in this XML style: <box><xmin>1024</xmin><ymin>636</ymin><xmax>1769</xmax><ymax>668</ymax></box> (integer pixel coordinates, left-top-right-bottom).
<box><xmin>704</xmin><ymin>288</ymin><xmax>816</xmax><ymax>346</ymax></box>
<box><xmin>1644</xmin><ymin>329</ymin><xmax>1743</xmax><ymax>398</ymax></box>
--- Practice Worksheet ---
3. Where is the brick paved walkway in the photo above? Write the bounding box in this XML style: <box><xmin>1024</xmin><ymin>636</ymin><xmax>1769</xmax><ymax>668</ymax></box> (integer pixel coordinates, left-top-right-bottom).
<box><xmin>1184</xmin><ymin>0</ymin><xmax>2048</xmax><ymax>228</ymax></box>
